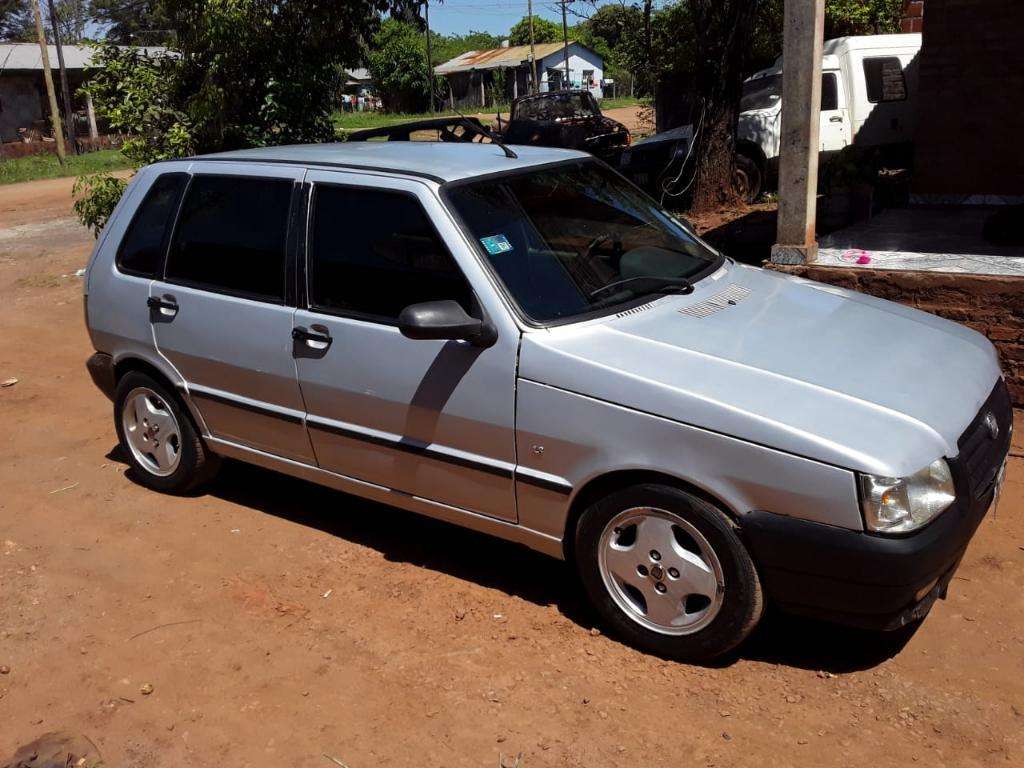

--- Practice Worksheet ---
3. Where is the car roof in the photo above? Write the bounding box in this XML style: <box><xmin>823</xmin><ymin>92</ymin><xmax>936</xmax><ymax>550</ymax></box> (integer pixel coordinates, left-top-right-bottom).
<box><xmin>196</xmin><ymin>141</ymin><xmax>589</xmax><ymax>183</ymax></box>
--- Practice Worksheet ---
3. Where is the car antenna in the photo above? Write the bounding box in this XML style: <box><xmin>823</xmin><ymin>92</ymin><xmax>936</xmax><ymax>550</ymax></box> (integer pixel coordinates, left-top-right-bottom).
<box><xmin>448</xmin><ymin>102</ymin><xmax>518</xmax><ymax>159</ymax></box>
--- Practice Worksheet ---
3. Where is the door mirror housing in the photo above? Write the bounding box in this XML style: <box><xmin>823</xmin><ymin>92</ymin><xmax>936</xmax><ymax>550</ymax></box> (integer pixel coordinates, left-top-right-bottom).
<box><xmin>398</xmin><ymin>300</ymin><xmax>497</xmax><ymax>347</ymax></box>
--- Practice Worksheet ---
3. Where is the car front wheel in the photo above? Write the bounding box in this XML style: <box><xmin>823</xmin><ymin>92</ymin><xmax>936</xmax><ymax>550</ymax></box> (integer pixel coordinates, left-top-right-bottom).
<box><xmin>575</xmin><ymin>483</ymin><xmax>763</xmax><ymax>662</ymax></box>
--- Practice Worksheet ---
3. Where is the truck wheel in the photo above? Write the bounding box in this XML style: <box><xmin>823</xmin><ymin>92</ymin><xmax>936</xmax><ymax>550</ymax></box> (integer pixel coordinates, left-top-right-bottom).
<box><xmin>735</xmin><ymin>154</ymin><xmax>763</xmax><ymax>203</ymax></box>
<box><xmin>114</xmin><ymin>371</ymin><xmax>220</xmax><ymax>494</ymax></box>
<box><xmin>575</xmin><ymin>483</ymin><xmax>763</xmax><ymax>662</ymax></box>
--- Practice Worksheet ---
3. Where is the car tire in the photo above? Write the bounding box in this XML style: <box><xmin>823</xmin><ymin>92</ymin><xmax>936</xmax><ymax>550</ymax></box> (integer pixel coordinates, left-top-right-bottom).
<box><xmin>114</xmin><ymin>371</ymin><xmax>220</xmax><ymax>494</ymax></box>
<box><xmin>734</xmin><ymin>154</ymin><xmax>763</xmax><ymax>203</ymax></box>
<box><xmin>575</xmin><ymin>483</ymin><xmax>763</xmax><ymax>662</ymax></box>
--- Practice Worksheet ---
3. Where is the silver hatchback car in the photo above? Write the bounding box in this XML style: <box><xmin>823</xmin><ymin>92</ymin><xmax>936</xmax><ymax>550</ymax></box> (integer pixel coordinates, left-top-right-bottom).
<box><xmin>84</xmin><ymin>142</ymin><xmax>1011</xmax><ymax>661</ymax></box>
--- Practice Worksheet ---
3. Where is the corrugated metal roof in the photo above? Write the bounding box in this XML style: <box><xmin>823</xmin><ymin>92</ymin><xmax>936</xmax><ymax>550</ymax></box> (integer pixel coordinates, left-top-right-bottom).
<box><xmin>434</xmin><ymin>41</ymin><xmax>578</xmax><ymax>75</ymax></box>
<box><xmin>0</xmin><ymin>43</ymin><xmax>168</xmax><ymax>72</ymax></box>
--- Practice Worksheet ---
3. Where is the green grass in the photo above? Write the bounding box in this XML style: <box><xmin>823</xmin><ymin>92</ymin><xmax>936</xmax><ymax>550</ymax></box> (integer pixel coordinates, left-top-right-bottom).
<box><xmin>597</xmin><ymin>95</ymin><xmax>644</xmax><ymax>110</ymax></box>
<box><xmin>0</xmin><ymin>148</ymin><xmax>130</xmax><ymax>186</ymax></box>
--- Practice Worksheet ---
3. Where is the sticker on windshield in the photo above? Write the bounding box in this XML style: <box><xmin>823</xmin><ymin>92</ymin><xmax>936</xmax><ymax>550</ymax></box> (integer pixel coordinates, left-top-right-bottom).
<box><xmin>480</xmin><ymin>234</ymin><xmax>513</xmax><ymax>255</ymax></box>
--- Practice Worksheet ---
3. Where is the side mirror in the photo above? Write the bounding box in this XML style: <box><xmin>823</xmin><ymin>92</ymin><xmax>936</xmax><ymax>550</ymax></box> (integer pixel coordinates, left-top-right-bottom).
<box><xmin>398</xmin><ymin>300</ymin><xmax>497</xmax><ymax>348</ymax></box>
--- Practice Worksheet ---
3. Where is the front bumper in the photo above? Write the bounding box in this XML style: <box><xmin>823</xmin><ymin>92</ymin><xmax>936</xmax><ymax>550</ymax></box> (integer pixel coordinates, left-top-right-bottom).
<box><xmin>743</xmin><ymin>379</ymin><xmax>1011</xmax><ymax>631</ymax></box>
<box><xmin>741</xmin><ymin>490</ymin><xmax>993</xmax><ymax>630</ymax></box>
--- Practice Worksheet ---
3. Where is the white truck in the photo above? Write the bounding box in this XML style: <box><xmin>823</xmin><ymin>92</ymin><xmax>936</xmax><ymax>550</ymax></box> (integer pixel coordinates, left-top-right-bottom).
<box><xmin>622</xmin><ymin>33</ymin><xmax>922</xmax><ymax>201</ymax></box>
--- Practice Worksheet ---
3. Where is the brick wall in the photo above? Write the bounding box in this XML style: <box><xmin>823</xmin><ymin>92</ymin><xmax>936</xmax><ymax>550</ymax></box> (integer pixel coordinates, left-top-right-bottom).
<box><xmin>768</xmin><ymin>265</ymin><xmax>1024</xmax><ymax>406</ymax></box>
<box><xmin>912</xmin><ymin>0</ymin><xmax>1024</xmax><ymax>196</ymax></box>
<box><xmin>901</xmin><ymin>0</ymin><xmax>924</xmax><ymax>32</ymax></box>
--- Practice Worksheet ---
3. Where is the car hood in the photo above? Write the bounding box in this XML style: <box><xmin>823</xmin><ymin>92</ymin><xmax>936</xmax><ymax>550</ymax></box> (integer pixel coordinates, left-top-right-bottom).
<box><xmin>519</xmin><ymin>263</ymin><xmax>1001</xmax><ymax>477</ymax></box>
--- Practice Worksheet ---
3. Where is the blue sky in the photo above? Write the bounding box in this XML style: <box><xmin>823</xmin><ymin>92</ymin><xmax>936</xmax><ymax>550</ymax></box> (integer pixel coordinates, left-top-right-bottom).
<box><xmin>427</xmin><ymin>0</ymin><xmax>624</xmax><ymax>37</ymax></box>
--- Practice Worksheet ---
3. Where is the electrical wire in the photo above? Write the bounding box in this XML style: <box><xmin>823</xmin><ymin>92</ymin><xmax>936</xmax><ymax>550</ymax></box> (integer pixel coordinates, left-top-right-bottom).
<box><xmin>659</xmin><ymin>101</ymin><xmax>704</xmax><ymax>207</ymax></box>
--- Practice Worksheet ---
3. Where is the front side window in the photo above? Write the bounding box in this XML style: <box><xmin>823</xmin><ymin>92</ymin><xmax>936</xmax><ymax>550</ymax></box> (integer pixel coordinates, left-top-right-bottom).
<box><xmin>166</xmin><ymin>175</ymin><xmax>293</xmax><ymax>301</ymax></box>
<box><xmin>309</xmin><ymin>185</ymin><xmax>473</xmax><ymax>321</ymax></box>
<box><xmin>863</xmin><ymin>56</ymin><xmax>907</xmax><ymax>103</ymax></box>
<box><xmin>444</xmin><ymin>161</ymin><xmax>722</xmax><ymax>324</ymax></box>
<box><xmin>117</xmin><ymin>173</ymin><xmax>187</xmax><ymax>277</ymax></box>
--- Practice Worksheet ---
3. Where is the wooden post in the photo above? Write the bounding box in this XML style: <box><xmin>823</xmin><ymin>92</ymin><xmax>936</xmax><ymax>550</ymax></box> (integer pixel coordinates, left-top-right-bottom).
<box><xmin>423</xmin><ymin>0</ymin><xmax>434</xmax><ymax>114</ymax></box>
<box><xmin>479</xmin><ymin>71</ymin><xmax>485</xmax><ymax>107</ymax></box>
<box><xmin>31</xmin><ymin>0</ymin><xmax>65</xmax><ymax>163</ymax></box>
<box><xmin>85</xmin><ymin>90</ymin><xmax>99</xmax><ymax>139</ymax></box>
<box><xmin>528</xmin><ymin>0</ymin><xmax>538</xmax><ymax>93</ymax></box>
<box><xmin>46</xmin><ymin>0</ymin><xmax>77</xmax><ymax>153</ymax></box>
<box><xmin>771</xmin><ymin>0</ymin><xmax>825</xmax><ymax>265</ymax></box>
<box><xmin>560</xmin><ymin>0</ymin><xmax>570</xmax><ymax>87</ymax></box>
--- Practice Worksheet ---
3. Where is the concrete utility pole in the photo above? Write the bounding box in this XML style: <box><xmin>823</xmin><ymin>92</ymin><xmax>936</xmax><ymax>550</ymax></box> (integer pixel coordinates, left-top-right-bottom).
<box><xmin>423</xmin><ymin>0</ymin><xmax>434</xmax><ymax>114</ymax></box>
<box><xmin>528</xmin><ymin>0</ymin><xmax>538</xmax><ymax>93</ymax></box>
<box><xmin>560</xmin><ymin>0</ymin><xmax>570</xmax><ymax>87</ymax></box>
<box><xmin>46</xmin><ymin>0</ymin><xmax>77</xmax><ymax>153</ymax></box>
<box><xmin>771</xmin><ymin>0</ymin><xmax>826</xmax><ymax>265</ymax></box>
<box><xmin>31</xmin><ymin>0</ymin><xmax>65</xmax><ymax>163</ymax></box>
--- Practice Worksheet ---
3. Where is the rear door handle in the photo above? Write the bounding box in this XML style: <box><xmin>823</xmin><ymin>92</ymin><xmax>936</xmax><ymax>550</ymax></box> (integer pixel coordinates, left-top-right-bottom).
<box><xmin>292</xmin><ymin>325</ymin><xmax>332</xmax><ymax>350</ymax></box>
<box><xmin>829</xmin><ymin>115</ymin><xmax>843</xmax><ymax>123</ymax></box>
<box><xmin>147</xmin><ymin>295</ymin><xmax>178</xmax><ymax>317</ymax></box>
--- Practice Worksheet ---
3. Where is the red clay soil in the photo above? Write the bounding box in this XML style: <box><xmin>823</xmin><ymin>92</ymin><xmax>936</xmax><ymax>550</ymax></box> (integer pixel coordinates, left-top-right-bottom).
<box><xmin>1</xmin><ymin>177</ymin><xmax>1024</xmax><ymax>768</ymax></box>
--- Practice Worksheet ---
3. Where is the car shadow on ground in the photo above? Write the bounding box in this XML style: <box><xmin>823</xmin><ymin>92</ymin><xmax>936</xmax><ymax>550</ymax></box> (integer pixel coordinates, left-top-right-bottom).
<box><xmin>111</xmin><ymin>449</ymin><xmax>919</xmax><ymax>673</ymax></box>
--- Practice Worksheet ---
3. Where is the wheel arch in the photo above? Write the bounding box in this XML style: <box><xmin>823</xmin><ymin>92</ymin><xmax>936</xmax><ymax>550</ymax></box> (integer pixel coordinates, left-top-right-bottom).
<box><xmin>562</xmin><ymin>469</ymin><xmax>742</xmax><ymax>562</ymax></box>
<box><xmin>735</xmin><ymin>139</ymin><xmax>768</xmax><ymax>175</ymax></box>
<box><xmin>112</xmin><ymin>354</ymin><xmax>209</xmax><ymax>437</ymax></box>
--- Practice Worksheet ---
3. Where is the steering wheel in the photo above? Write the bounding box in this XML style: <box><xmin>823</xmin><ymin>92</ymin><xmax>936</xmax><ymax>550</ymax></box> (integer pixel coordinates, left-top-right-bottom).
<box><xmin>584</xmin><ymin>234</ymin><xmax>610</xmax><ymax>260</ymax></box>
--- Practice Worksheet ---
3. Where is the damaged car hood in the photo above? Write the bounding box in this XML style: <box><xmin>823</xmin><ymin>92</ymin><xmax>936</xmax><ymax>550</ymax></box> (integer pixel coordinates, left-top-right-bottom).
<box><xmin>519</xmin><ymin>263</ymin><xmax>1002</xmax><ymax>477</ymax></box>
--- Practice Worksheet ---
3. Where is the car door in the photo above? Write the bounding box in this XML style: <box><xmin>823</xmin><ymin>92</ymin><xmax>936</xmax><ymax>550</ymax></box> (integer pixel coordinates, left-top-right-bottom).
<box><xmin>151</xmin><ymin>162</ymin><xmax>315</xmax><ymax>464</ymax></box>
<box><xmin>819</xmin><ymin>71</ymin><xmax>850</xmax><ymax>154</ymax></box>
<box><xmin>293</xmin><ymin>171</ymin><xmax>519</xmax><ymax>522</ymax></box>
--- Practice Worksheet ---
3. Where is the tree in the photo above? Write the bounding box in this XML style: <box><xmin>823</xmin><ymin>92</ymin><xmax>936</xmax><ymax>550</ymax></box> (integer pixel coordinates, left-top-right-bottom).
<box><xmin>685</xmin><ymin>0</ymin><xmax>759</xmax><ymax>212</ymax></box>
<box><xmin>76</xmin><ymin>0</ymin><xmax>388</xmax><ymax>233</ymax></box>
<box><xmin>508</xmin><ymin>15</ymin><xmax>561</xmax><ymax>46</ymax></box>
<box><xmin>89</xmin><ymin>0</ymin><xmax>173</xmax><ymax>44</ymax></box>
<box><xmin>1</xmin><ymin>0</ymin><xmax>35</xmax><ymax>41</ymax></box>
<box><xmin>366</xmin><ymin>18</ymin><xmax>431</xmax><ymax>113</ymax></box>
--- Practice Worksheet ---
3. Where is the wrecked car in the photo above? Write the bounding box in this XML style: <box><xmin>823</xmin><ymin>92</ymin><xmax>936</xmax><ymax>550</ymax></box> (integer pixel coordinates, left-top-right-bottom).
<box><xmin>498</xmin><ymin>89</ymin><xmax>630</xmax><ymax>162</ymax></box>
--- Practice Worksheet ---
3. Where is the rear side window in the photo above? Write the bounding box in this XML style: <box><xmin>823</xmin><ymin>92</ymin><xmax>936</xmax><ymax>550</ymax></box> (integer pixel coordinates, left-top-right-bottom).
<box><xmin>117</xmin><ymin>173</ymin><xmax>187</xmax><ymax>277</ymax></box>
<box><xmin>863</xmin><ymin>56</ymin><xmax>907</xmax><ymax>103</ymax></box>
<box><xmin>821</xmin><ymin>72</ymin><xmax>838</xmax><ymax>111</ymax></box>
<box><xmin>166</xmin><ymin>175</ymin><xmax>293</xmax><ymax>301</ymax></box>
<box><xmin>308</xmin><ymin>185</ymin><xmax>473</xmax><ymax>321</ymax></box>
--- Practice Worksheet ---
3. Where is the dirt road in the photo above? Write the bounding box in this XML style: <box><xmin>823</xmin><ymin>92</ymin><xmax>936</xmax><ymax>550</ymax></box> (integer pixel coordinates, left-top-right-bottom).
<box><xmin>2</xmin><ymin>177</ymin><xmax>1023</xmax><ymax>768</ymax></box>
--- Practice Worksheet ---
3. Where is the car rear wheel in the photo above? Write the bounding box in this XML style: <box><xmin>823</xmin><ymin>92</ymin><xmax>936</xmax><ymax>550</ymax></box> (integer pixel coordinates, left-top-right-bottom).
<box><xmin>114</xmin><ymin>371</ymin><xmax>220</xmax><ymax>494</ymax></box>
<box><xmin>575</xmin><ymin>483</ymin><xmax>763</xmax><ymax>661</ymax></box>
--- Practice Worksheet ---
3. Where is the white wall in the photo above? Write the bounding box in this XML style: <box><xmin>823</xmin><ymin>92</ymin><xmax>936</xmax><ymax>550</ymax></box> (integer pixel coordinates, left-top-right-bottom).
<box><xmin>538</xmin><ymin>44</ymin><xmax>604</xmax><ymax>98</ymax></box>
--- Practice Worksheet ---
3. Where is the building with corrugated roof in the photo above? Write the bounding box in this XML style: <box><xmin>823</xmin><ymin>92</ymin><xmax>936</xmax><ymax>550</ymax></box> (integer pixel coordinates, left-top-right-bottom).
<box><xmin>434</xmin><ymin>40</ymin><xmax>604</xmax><ymax>108</ymax></box>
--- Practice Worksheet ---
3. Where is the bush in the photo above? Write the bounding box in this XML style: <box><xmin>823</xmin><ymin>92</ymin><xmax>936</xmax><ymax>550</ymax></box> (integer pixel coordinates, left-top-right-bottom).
<box><xmin>73</xmin><ymin>173</ymin><xmax>129</xmax><ymax>238</ymax></box>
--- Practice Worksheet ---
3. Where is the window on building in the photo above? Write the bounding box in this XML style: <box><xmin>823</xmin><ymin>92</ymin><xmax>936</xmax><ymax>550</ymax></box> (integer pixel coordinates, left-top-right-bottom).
<box><xmin>117</xmin><ymin>173</ymin><xmax>188</xmax><ymax>277</ymax></box>
<box><xmin>166</xmin><ymin>175</ymin><xmax>293</xmax><ymax>301</ymax></box>
<box><xmin>821</xmin><ymin>72</ymin><xmax>839</xmax><ymax>111</ymax></box>
<box><xmin>863</xmin><ymin>56</ymin><xmax>907</xmax><ymax>103</ymax></box>
<box><xmin>308</xmin><ymin>185</ymin><xmax>473</xmax><ymax>322</ymax></box>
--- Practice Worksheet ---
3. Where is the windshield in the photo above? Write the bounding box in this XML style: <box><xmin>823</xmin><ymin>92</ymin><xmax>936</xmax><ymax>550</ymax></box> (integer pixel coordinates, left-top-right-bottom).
<box><xmin>444</xmin><ymin>161</ymin><xmax>722</xmax><ymax>323</ymax></box>
<box><xmin>740</xmin><ymin>74</ymin><xmax>781</xmax><ymax>111</ymax></box>
<box><xmin>514</xmin><ymin>92</ymin><xmax>600</xmax><ymax>121</ymax></box>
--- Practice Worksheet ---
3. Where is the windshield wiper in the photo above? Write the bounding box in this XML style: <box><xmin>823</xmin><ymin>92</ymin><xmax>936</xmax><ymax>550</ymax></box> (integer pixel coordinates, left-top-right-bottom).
<box><xmin>589</xmin><ymin>275</ymin><xmax>695</xmax><ymax>301</ymax></box>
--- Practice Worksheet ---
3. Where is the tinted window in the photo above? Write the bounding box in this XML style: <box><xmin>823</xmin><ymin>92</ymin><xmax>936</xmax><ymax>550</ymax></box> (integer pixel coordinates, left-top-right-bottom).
<box><xmin>863</xmin><ymin>57</ymin><xmax>906</xmax><ymax>103</ymax></box>
<box><xmin>166</xmin><ymin>176</ymin><xmax>292</xmax><ymax>301</ymax></box>
<box><xmin>117</xmin><ymin>173</ymin><xmax>187</xmax><ymax>277</ymax></box>
<box><xmin>309</xmin><ymin>186</ymin><xmax>473</xmax><ymax>321</ymax></box>
<box><xmin>445</xmin><ymin>161</ymin><xmax>720</xmax><ymax>324</ymax></box>
<box><xmin>821</xmin><ymin>72</ymin><xmax>838</xmax><ymax>111</ymax></box>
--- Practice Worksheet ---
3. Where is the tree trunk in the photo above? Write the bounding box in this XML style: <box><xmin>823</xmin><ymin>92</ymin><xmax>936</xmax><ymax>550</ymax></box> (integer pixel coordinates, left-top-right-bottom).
<box><xmin>687</xmin><ymin>0</ymin><xmax>758</xmax><ymax>213</ymax></box>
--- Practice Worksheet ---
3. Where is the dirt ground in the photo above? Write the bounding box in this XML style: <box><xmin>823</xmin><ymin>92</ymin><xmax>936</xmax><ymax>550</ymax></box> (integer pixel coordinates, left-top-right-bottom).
<box><xmin>2</xmin><ymin>176</ymin><xmax>1024</xmax><ymax>768</ymax></box>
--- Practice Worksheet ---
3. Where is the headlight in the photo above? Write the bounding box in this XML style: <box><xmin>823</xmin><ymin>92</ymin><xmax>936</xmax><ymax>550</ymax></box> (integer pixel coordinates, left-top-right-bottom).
<box><xmin>859</xmin><ymin>459</ymin><xmax>956</xmax><ymax>534</ymax></box>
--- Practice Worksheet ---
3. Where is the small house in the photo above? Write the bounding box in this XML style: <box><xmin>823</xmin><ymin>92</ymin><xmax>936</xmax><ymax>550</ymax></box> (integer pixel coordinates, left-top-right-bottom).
<box><xmin>434</xmin><ymin>40</ymin><xmax>604</xmax><ymax>109</ymax></box>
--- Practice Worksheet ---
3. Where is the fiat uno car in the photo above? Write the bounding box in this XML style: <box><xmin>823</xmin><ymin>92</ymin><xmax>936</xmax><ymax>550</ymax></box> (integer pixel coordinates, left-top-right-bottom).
<box><xmin>84</xmin><ymin>142</ymin><xmax>1011</xmax><ymax>661</ymax></box>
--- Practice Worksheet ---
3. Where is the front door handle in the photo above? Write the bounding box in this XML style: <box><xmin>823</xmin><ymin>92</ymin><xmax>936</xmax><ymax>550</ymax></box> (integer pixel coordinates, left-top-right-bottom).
<box><xmin>147</xmin><ymin>295</ymin><xmax>178</xmax><ymax>318</ymax></box>
<box><xmin>292</xmin><ymin>325</ymin><xmax>332</xmax><ymax>351</ymax></box>
<box><xmin>829</xmin><ymin>115</ymin><xmax>844</xmax><ymax>123</ymax></box>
